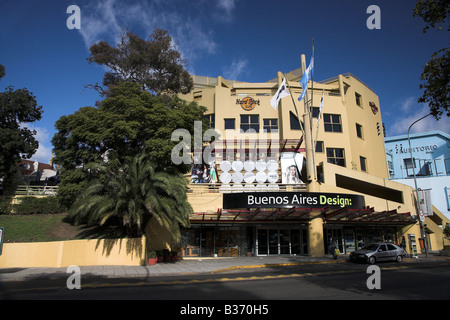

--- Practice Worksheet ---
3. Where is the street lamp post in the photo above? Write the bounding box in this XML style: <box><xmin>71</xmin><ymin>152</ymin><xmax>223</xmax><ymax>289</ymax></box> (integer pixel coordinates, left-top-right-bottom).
<box><xmin>407</xmin><ymin>112</ymin><xmax>432</xmax><ymax>258</ymax></box>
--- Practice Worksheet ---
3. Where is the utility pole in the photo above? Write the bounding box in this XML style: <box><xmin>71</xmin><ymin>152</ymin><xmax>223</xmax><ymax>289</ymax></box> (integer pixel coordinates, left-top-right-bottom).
<box><xmin>408</xmin><ymin>112</ymin><xmax>431</xmax><ymax>258</ymax></box>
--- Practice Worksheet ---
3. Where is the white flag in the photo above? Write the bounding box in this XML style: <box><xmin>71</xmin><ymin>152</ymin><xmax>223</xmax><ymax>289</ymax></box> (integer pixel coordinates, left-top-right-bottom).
<box><xmin>317</xmin><ymin>90</ymin><xmax>324</xmax><ymax>123</ymax></box>
<box><xmin>270</xmin><ymin>78</ymin><xmax>290</xmax><ymax>110</ymax></box>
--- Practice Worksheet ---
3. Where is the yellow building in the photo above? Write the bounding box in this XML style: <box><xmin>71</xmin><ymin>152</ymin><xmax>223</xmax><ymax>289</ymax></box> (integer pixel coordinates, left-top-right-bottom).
<box><xmin>176</xmin><ymin>61</ymin><xmax>448</xmax><ymax>258</ymax></box>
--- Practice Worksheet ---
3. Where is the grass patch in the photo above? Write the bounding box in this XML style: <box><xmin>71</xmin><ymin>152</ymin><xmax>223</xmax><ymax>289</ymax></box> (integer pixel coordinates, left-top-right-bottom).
<box><xmin>0</xmin><ymin>214</ymin><xmax>82</xmax><ymax>243</ymax></box>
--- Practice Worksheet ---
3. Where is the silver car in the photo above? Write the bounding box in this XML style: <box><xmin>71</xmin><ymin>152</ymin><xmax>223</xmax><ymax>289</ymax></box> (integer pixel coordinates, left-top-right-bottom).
<box><xmin>349</xmin><ymin>243</ymin><xmax>406</xmax><ymax>264</ymax></box>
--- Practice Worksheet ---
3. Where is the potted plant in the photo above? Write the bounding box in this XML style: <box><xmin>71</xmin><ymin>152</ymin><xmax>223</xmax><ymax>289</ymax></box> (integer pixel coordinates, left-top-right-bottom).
<box><xmin>163</xmin><ymin>249</ymin><xmax>171</xmax><ymax>262</ymax></box>
<box><xmin>156</xmin><ymin>250</ymin><xmax>164</xmax><ymax>263</ymax></box>
<box><xmin>171</xmin><ymin>250</ymin><xmax>178</xmax><ymax>262</ymax></box>
<box><xmin>148</xmin><ymin>250</ymin><xmax>157</xmax><ymax>265</ymax></box>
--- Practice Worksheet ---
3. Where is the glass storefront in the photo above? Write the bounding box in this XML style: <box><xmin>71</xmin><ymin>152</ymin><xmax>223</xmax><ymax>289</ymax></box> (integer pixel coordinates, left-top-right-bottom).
<box><xmin>180</xmin><ymin>225</ymin><xmax>308</xmax><ymax>257</ymax></box>
<box><xmin>256</xmin><ymin>227</ymin><xmax>308</xmax><ymax>256</ymax></box>
<box><xmin>181</xmin><ymin>226</ymin><xmax>254</xmax><ymax>257</ymax></box>
<box><xmin>324</xmin><ymin>226</ymin><xmax>400</xmax><ymax>254</ymax></box>
<box><xmin>181</xmin><ymin>224</ymin><xmax>401</xmax><ymax>257</ymax></box>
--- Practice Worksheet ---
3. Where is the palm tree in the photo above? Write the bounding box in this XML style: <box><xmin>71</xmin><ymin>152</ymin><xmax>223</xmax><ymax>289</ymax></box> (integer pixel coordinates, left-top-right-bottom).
<box><xmin>69</xmin><ymin>154</ymin><xmax>192</xmax><ymax>239</ymax></box>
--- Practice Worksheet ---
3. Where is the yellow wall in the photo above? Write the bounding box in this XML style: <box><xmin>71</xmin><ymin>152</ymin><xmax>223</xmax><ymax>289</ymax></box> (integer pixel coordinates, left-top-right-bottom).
<box><xmin>308</xmin><ymin>215</ymin><xmax>324</xmax><ymax>257</ymax></box>
<box><xmin>178</xmin><ymin>72</ymin><xmax>447</xmax><ymax>257</ymax></box>
<box><xmin>0</xmin><ymin>237</ymin><xmax>146</xmax><ymax>268</ymax></box>
<box><xmin>182</xmin><ymin>73</ymin><xmax>390</xmax><ymax>181</ymax></box>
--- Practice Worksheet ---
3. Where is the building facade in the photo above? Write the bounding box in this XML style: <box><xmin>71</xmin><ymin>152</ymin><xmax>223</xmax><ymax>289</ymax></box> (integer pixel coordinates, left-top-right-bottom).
<box><xmin>385</xmin><ymin>131</ymin><xmax>450</xmax><ymax>248</ymax></box>
<box><xmin>166</xmin><ymin>66</ymin><xmax>447</xmax><ymax>258</ymax></box>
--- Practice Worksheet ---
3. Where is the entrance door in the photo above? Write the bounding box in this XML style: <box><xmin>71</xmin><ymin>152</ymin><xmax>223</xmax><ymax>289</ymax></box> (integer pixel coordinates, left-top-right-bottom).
<box><xmin>279</xmin><ymin>229</ymin><xmax>290</xmax><ymax>254</ymax></box>
<box><xmin>290</xmin><ymin>229</ymin><xmax>301</xmax><ymax>255</ymax></box>
<box><xmin>257</xmin><ymin>229</ymin><xmax>268</xmax><ymax>255</ymax></box>
<box><xmin>256</xmin><ymin>227</ymin><xmax>307</xmax><ymax>256</ymax></box>
<box><xmin>325</xmin><ymin>228</ymin><xmax>344</xmax><ymax>254</ymax></box>
<box><xmin>268</xmin><ymin>229</ymin><xmax>279</xmax><ymax>254</ymax></box>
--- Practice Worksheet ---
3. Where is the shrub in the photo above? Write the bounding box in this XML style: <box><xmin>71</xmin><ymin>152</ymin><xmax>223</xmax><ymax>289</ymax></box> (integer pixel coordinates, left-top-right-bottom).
<box><xmin>12</xmin><ymin>196</ymin><xmax>64</xmax><ymax>215</ymax></box>
<box><xmin>0</xmin><ymin>197</ymin><xmax>12</xmax><ymax>215</ymax></box>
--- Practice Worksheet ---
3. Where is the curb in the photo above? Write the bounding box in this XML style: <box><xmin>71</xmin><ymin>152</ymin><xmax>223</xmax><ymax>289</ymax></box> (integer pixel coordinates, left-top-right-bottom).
<box><xmin>211</xmin><ymin>259</ymin><xmax>347</xmax><ymax>274</ymax></box>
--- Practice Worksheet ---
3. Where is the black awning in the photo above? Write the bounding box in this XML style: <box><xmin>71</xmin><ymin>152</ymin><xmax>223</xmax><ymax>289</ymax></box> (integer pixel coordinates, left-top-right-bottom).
<box><xmin>190</xmin><ymin>206</ymin><xmax>415</xmax><ymax>225</ymax></box>
<box><xmin>324</xmin><ymin>207</ymin><xmax>415</xmax><ymax>225</ymax></box>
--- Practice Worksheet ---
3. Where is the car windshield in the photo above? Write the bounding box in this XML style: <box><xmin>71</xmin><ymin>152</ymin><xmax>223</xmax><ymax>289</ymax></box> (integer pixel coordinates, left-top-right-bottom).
<box><xmin>362</xmin><ymin>244</ymin><xmax>380</xmax><ymax>251</ymax></box>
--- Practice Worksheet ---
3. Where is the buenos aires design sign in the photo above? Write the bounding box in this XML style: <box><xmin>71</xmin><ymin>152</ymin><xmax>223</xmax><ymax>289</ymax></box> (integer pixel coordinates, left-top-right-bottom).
<box><xmin>223</xmin><ymin>192</ymin><xmax>365</xmax><ymax>210</ymax></box>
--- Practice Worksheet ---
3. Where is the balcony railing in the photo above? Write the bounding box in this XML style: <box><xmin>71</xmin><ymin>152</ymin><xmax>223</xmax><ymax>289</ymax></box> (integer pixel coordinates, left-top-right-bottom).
<box><xmin>187</xmin><ymin>183</ymin><xmax>307</xmax><ymax>194</ymax></box>
<box><xmin>14</xmin><ymin>185</ymin><xmax>59</xmax><ymax>196</ymax></box>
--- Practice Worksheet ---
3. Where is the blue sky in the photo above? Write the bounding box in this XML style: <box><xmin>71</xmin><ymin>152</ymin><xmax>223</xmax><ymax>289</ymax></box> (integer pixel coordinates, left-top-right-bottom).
<box><xmin>0</xmin><ymin>0</ymin><xmax>448</xmax><ymax>164</ymax></box>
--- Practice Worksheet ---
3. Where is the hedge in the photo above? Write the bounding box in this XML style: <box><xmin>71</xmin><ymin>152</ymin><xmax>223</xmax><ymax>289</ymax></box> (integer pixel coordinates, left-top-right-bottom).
<box><xmin>12</xmin><ymin>196</ymin><xmax>64</xmax><ymax>215</ymax></box>
<box><xmin>0</xmin><ymin>197</ymin><xmax>12</xmax><ymax>215</ymax></box>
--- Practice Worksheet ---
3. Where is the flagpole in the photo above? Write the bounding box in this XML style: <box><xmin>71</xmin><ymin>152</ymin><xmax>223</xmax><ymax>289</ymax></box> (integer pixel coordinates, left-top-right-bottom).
<box><xmin>301</xmin><ymin>54</ymin><xmax>314</xmax><ymax>186</ymax></box>
<box><xmin>314</xmin><ymin>89</ymin><xmax>325</xmax><ymax>150</ymax></box>
<box><xmin>310</xmin><ymin>38</ymin><xmax>317</xmax><ymax>182</ymax></box>
<box><xmin>283</xmin><ymin>73</ymin><xmax>305</xmax><ymax>137</ymax></box>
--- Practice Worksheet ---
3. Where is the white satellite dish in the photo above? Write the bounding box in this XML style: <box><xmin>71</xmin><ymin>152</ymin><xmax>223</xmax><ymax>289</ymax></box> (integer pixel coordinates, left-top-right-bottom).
<box><xmin>220</xmin><ymin>161</ymin><xmax>232</xmax><ymax>172</ymax></box>
<box><xmin>256</xmin><ymin>171</ymin><xmax>267</xmax><ymax>183</ymax></box>
<box><xmin>232</xmin><ymin>161</ymin><xmax>244</xmax><ymax>172</ymax></box>
<box><xmin>232</xmin><ymin>171</ymin><xmax>243</xmax><ymax>183</ymax></box>
<box><xmin>267</xmin><ymin>172</ymin><xmax>279</xmax><ymax>183</ymax></box>
<box><xmin>256</xmin><ymin>160</ymin><xmax>267</xmax><ymax>172</ymax></box>
<box><xmin>267</xmin><ymin>160</ymin><xmax>278</xmax><ymax>172</ymax></box>
<box><xmin>243</xmin><ymin>172</ymin><xmax>256</xmax><ymax>183</ymax></box>
<box><xmin>243</xmin><ymin>160</ymin><xmax>255</xmax><ymax>172</ymax></box>
<box><xmin>219</xmin><ymin>172</ymin><xmax>231</xmax><ymax>184</ymax></box>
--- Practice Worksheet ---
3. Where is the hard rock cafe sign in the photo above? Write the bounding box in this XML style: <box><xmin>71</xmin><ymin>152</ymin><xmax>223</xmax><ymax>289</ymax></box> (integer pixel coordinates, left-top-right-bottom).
<box><xmin>236</xmin><ymin>97</ymin><xmax>260</xmax><ymax>111</ymax></box>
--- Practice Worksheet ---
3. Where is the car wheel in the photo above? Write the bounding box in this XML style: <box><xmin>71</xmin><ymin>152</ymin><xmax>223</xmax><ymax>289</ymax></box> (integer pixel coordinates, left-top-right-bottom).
<box><xmin>396</xmin><ymin>255</ymin><xmax>402</xmax><ymax>263</ymax></box>
<box><xmin>368</xmin><ymin>256</ymin><xmax>376</xmax><ymax>264</ymax></box>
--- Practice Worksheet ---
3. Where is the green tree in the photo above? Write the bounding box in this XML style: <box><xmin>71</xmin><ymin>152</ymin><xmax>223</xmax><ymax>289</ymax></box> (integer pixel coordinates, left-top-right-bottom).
<box><xmin>87</xmin><ymin>28</ymin><xmax>193</xmax><ymax>96</ymax></box>
<box><xmin>413</xmin><ymin>0</ymin><xmax>449</xmax><ymax>119</ymax></box>
<box><xmin>68</xmin><ymin>154</ymin><xmax>191</xmax><ymax>238</ymax></box>
<box><xmin>52</xmin><ymin>82</ymin><xmax>208</xmax><ymax>208</ymax></box>
<box><xmin>0</xmin><ymin>64</ymin><xmax>43</xmax><ymax>187</ymax></box>
<box><xmin>444</xmin><ymin>224</ymin><xmax>450</xmax><ymax>240</ymax></box>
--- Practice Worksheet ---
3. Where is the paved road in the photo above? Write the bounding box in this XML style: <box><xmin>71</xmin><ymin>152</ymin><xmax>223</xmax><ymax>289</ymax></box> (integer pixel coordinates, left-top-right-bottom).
<box><xmin>2</xmin><ymin>259</ymin><xmax>449</xmax><ymax>302</ymax></box>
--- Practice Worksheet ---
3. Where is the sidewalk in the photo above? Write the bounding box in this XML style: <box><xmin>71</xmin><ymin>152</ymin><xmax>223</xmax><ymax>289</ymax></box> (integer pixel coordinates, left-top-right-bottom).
<box><xmin>1</xmin><ymin>253</ymin><xmax>447</xmax><ymax>282</ymax></box>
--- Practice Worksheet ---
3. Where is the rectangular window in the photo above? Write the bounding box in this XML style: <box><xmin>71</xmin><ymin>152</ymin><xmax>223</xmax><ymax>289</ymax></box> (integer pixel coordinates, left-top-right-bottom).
<box><xmin>323</xmin><ymin>114</ymin><xmax>342</xmax><ymax>132</ymax></box>
<box><xmin>360</xmin><ymin>156</ymin><xmax>367</xmax><ymax>172</ymax></box>
<box><xmin>356</xmin><ymin>123</ymin><xmax>364</xmax><ymax>139</ymax></box>
<box><xmin>315</xmin><ymin>141</ymin><xmax>324</xmax><ymax>153</ymax></box>
<box><xmin>404</xmin><ymin>158</ymin><xmax>416</xmax><ymax>170</ymax></box>
<box><xmin>240</xmin><ymin>115</ymin><xmax>259</xmax><ymax>133</ymax></box>
<box><xmin>263</xmin><ymin>118</ymin><xmax>278</xmax><ymax>132</ymax></box>
<box><xmin>326</xmin><ymin>148</ymin><xmax>346</xmax><ymax>167</ymax></box>
<box><xmin>355</xmin><ymin>92</ymin><xmax>362</xmax><ymax>107</ymax></box>
<box><xmin>445</xmin><ymin>187</ymin><xmax>450</xmax><ymax>210</ymax></box>
<box><xmin>224</xmin><ymin>119</ymin><xmax>235</xmax><ymax>130</ymax></box>
<box><xmin>290</xmin><ymin>111</ymin><xmax>302</xmax><ymax>130</ymax></box>
<box><xmin>205</xmin><ymin>114</ymin><xmax>215</xmax><ymax>129</ymax></box>
<box><xmin>193</xmin><ymin>91</ymin><xmax>202</xmax><ymax>101</ymax></box>
<box><xmin>311</xmin><ymin>107</ymin><xmax>320</xmax><ymax>118</ymax></box>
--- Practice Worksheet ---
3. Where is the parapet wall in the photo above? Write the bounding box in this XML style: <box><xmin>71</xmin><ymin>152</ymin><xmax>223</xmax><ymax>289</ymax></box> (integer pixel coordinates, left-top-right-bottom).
<box><xmin>0</xmin><ymin>236</ymin><xmax>146</xmax><ymax>268</ymax></box>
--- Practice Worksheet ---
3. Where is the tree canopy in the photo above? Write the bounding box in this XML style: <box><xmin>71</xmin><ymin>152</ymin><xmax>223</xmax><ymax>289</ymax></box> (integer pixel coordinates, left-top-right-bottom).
<box><xmin>0</xmin><ymin>65</ymin><xmax>43</xmax><ymax>187</ymax></box>
<box><xmin>52</xmin><ymin>82</ymin><xmax>207</xmax><ymax>208</ymax></box>
<box><xmin>68</xmin><ymin>154</ymin><xmax>192</xmax><ymax>238</ymax></box>
<box><xmin>87</xmin><ymin>28</ymin><xmax>193</xmax><ymax>96</ymax></box>
<box><xmin>413</xmin><ymin>0</ymin><xmax>449</xmax><ymax>119</ymax></box>
<box><xmin>52</xmin><ymin>29</ymin><xmax>207</xmax><ymax>237</ymax></box>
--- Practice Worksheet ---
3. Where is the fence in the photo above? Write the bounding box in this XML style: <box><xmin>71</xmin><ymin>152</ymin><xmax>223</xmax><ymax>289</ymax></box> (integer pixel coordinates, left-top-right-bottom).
<box><xmin>14</xmin><ymin>185</ymin><xmax>59</xmax><ymax>196</ymax></box>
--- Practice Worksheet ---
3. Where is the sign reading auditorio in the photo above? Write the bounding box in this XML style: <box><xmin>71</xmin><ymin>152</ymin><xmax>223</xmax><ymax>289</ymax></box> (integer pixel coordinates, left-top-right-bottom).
<box><xmin>223</xmin><ymin>192</ymin><xmax>365</xmax><ymax>209</ymax></box>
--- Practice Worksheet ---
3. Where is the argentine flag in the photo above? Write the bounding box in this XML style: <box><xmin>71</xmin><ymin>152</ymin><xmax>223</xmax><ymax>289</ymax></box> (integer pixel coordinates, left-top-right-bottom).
<box><xmin>298</xmin><ymin>53</ymin><xmax>314</xmax><ymax>102</ymax></box>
